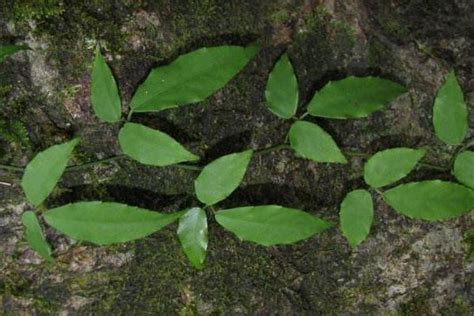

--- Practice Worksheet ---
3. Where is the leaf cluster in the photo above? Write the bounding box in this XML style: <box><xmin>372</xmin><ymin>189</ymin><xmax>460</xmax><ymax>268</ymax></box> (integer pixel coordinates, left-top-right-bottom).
<box><xmin>3</xmin><ymin>43</ymin><xmax>472</xmax><ymax>268</ymax></box>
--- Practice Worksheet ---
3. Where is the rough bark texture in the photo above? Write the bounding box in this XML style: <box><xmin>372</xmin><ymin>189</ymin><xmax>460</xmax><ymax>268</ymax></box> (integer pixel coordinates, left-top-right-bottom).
<box><xmin>1</xmin><ymin>0</ymin><xmax>473</xmax><ymax>314</ymax></box>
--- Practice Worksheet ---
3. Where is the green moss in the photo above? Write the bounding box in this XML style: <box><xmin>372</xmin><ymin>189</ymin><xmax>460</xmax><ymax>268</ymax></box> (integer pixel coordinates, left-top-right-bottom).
<box><xmin>399</xmin><ymin>288</ymin><xmax>432</xmax><ymax>315</ymax></box>
<box><xmin>379</xmin><ymin>16</ymin><xmax>409</xmax><ymax>41</ymax></box>
<box><xmin>6</xmin><ymin>0</ymin><xmax>64</xmax><ymax>22</ymax></box>
<box><xmin>291</xmin><ymin>5</ymin><xmax>355</xmax><ymax>60</ymax></box>
<box><xmin>463</xmin><ymin>228</ymin><xmax>474</xmax><ymax>260</ymax></box>
<box><xmin>269</xmin><ymin>9</ymin><xmax>290</xmax><ymax>25</ymax></box>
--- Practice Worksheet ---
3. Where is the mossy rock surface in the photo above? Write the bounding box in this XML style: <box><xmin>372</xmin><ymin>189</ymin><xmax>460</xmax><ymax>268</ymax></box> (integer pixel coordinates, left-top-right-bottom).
<box><xmin>1</xmin><ymin>0</ymin><xmax>473</xmax><ymax>314</ymax></box>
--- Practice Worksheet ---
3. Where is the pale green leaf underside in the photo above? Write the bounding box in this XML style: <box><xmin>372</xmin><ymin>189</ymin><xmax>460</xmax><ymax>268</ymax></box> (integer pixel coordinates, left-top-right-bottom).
<box><xmin>307</xmin><ymin>76</ymin><xmax>407</xmax><ymax>119</ymax></box>
<box><xmin>265</xmin><ymin>53</ymin><xmax>298</xmax><ymax>119</ymax></box>
<box><xmin>433</xmin><ymin>71</ymin><xmax>468</xmax><ymax>145</ymax></box>
<box><xmin>215</xmin><ymin>205</ymin><xmax>333</xmax><ymax>246</ymax></box>
<box><xmin>289</xmin><ymin>121</ymin><xmax>347</xmax><ymax>163</ymax></box>
<box><xmin>339</xmin><ymin>190</ymin><xmax>373</xmax><ymax>248</ymax></box>
<box><xmin>119</xmin><ymin>123</ymin><xmax>199</xmax><ymax>166</ymax></box>
<box><xmin>130</xmin><ymin>45</ymin><xmax>258</xmax><ymax>112</ymax></box>
<box><xmin>0</xmin><ymin>44</ymin><xmax>29</xmax><ymax>63</ymax></box>
<box><xmin>21</xmin><ymin>138</ymin><xmax>80</xmax><ymax>206</ymax></box>
<box><xmin>91</xmin><ymin>45</ymin><xmax>122</xmax><ymax>123</ymax></box>
<box><xmin>194</xmin><ymin>150</ymin><xmax>252</xmax><ymax>205</ymax></box>
<box><xmin>383</xmin><ymin>180</ymin><xmax>474</xmax><ymax>221</ymax></box>
<box><xmin>364</xmin><ymin>148</ymin><xmax>426</xmax><ymax>188</ymax></box>
<box><xmin>44</xmin><ymin>201</ymin><xmax>183</xmax><ymax>245</ymax></box>
<box><xmin>22</xmin><ymin>211</ymin><xmax>53</xmax><ymax>262</ymax></box>
<box><xmin>453</xmin><ymin>151</ymin><xmax>474</xmax><ymax>189</ymax></box>
<box><xmin>177</xmin><ymin>207</ymin><xmax>208</xmax><ymax>269</ymax></box>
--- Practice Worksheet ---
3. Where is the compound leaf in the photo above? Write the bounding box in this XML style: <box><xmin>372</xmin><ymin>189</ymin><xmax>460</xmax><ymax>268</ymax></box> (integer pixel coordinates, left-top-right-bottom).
<box><xmin>339</xmin><ymin>190</ymin><xmax>373</xmax><ymax>248</ymax></box>
<box><xmin>22</xmin><ymin>138</ymin><xmax>80</xmax><ymax>206</ymax></box>
<box><xmin>21</xmin><ymin>211</ymin><xmax>53</xmax><ymax>262</ymax></box>
<box><xmin>364</xmin><ymin>148</ymin><xmax>426</xmax><ymax>188</ymax></box>
<box><xmin>119</xmin><ymin>123</ymin><xmax>199</xmax><ymax>166</ymax></box>
<box><xmin>307</xmin><ymin>76</ymin><xmax>407</xmax><ymax>119</ymax></box>
<box><xmin>0</xmin><ymin>44</ymin><xmax>29</xmax><ymax>63</ymax></box>
<box><xmin>91</xmin><ymin>45</ymin><xmax>122</xmax><ymax>122</ymax></box>
<box><xmin>195</xmin><ymin>150</ymin><xmax>252</xmax><ymax>205</ymax></box>
<box><xmin>44</xmin><ymin>201</ymin><xmax>182</xmax><ymax>245</ymax></box>
<box><xmin>177</xmin><ymin>207</ymin><xmax>208</xmax><ymax>269</ymax></box>
<box><xmin>215</xmin><ymin>205</ymin><xmax>333</xmax><ymax>246</ymax></box>
<box><xmin>289</xmin><ymin>121</ymin><xmax>347</xmax><ymax>163</ymax></box>
<box><xmin>130</xmin><ymin>45</ymin><xmax>258</xmax><ymax>112</ymax></box>
<box><xmin>453</xmin><ymin>151</ymin><xmax>474</xmax><ymax>189</ymax></box>
<box><xmin>433</xmin><ymin>71</ymin><xmax>468</xmax><ymax>145</ymax></box>
<box><xmin>265</xmin><ymin>53</ymin><xmax>298</xmax><ymax>119</ymax></box>
<box><xmin>383</xmin><ymin>180</ymin><xmax>474</xmax><ymax>221</ymax></box>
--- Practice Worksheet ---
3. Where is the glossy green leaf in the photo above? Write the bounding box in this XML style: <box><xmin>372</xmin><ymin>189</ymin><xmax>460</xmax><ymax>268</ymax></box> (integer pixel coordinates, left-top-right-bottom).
<box><xmin>130</xmin><ymin>45</ymin><xmax>258</xmax><ymax>112</ymax></box>
<box><xmin>215</xmin><ymin>205</ymin><xmax>333</xmax><ymax>246</ymax></box>
<box><xmin>289</xmin><ymin>121</ymin><xmax>347</xmax><ymax>163</ymax></box>
<box><xmin>453</xmin><ymin>151</ymin><xmax>474</xmax><ymax>189</ymax></box>
<box><xmin>194</xmin><ymin>150</ymin><xmax>252</xmax><ymax>205</ymax></box>
<box><xmin>339</xmin><ymin>190</ymin><xmax>373</xmax><ymax>248</ymax></box>
<box><xmin>44</xmin><ymin>201</ymin><xmax>182</xmax><ymax>245</ymax></box>
<box><xmin>433</xmin><ymin>71</ymin><xmax>468</xmax><ymax>145</ymax></box>
<box><xmin>0</xmin><ymin>44</ymin><xmax>28</xmax><ymax>63</ymax></box>
<box><xmin>177</xmin><ymin>207</ymin><xmax>208</xmax><ymax>269</ymax></box>
<box><xmin>91</xmin><ymin>45</ymin><xmax>121</xmax><ymax>123</ymax></box>
<box><xmin>364</xmin><ymin>148</ymin><xmax>426</xmax><ymax>188</ymax></box>
<box><xmin>21</xmin><ymin>211</ymin><xmax>53</xmax><ymax>262</ymax></box>
<box><xmin>307</xmin><ymin>76</ymin><xmax>407</xmax><ymax>119</ymax></box>
<box><xmin>383</xmin><ymin>180</ymin><xmax>474</xmax><ymax>220</ymax></box>
<box><xmin>22</xmin><ymin>138</ymin><xmax>80</xmax><ymax>206</ymax></box>
<box><xmin>265</xmin><ymin>53</ymin><xmax>298</xmax><ymax>119</ymax></box>
<box><xmin>119</xmin><ymin>123</ymin><xmax>199</xmax><ymax>166</ymax></box>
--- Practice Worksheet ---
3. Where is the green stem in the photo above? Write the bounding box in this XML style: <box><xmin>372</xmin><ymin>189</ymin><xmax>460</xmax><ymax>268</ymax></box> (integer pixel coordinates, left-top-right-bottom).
<box><xmin>173</xmin><ymin>164</ymin><xmax>202</xmax><ymax>171</ymax></box>
<box><xmin>127</xmin><ymin>109</ymin><xmax>134</xmax><ymax>121</ymax></box>
<box><xmin>417</xmin><ymin>162</ymin><xmax>448</xmax><ymax>172</ymax></box>
<box><xmin>66</xmin><ymin>155</ymin><xmax>126</xmax><ymax>172</ymax></box>
<box><xmin>345</xmin><ymin>151</ymin><xmax>369</xmax><ymax>158</ymax></box>
<box><xmin>450</xmin><ymin>138</ymin><xmax>474</xmax><ymax>167</ymax></box>
<box><xmin>254</xmin><ymin>144</ymin><xmax>290</xmax><ymax>156</ymax></box>
<box><xmin>0</xmin><ymin>164</ymin><xmax>24</xmax><ymax>172</ymax></box>
<box><xmin>298</xmin><ymin>112</ymin><xmax>309</xmax><ymax>120</ymax></box>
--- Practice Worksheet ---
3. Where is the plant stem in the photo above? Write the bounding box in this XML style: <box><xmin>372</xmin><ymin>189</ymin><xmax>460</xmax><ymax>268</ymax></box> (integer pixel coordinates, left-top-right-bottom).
<box><xmin>345</xmin><ymin>151</ymin><xmax>369</xmax><ymax>158</ymax></box>
<box><xmin>127</xmin><ymin>110</ymin><xmax>134</xmax><ymax>121</ymax></box>
<box><xmin>417</xmin><ymin>162</ymin><xmax>448</xmax><ymax>172</ymax></box>
<box><xmin>254</xmin><ymin>144</ymin><xmax>290</xmax><ymax>156</ymax></box>
<box><xmin>298</xmin><ymin>112</ymin><xmax>309</xmax><ymax>120</ymax></box>
<box><xmin>66</xmin><ymin>155</ymin><xmax>126</xmax><ymax>172</ymax></box>
<box><xmin>173</xmin><ymin>164</ymin><xmax>202</xmax><ymax>171</ymax></box>
<box><xmin>0</xmin><ymin>164</ymin><xmax>24</xmax><ymax>172</ymax></box>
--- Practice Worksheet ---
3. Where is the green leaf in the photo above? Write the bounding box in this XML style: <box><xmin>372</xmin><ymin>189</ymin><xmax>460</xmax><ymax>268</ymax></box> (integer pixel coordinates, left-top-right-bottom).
<box><xmin>194</xmin><ymin>150</ymin><xmax>252</xmax><ymax>205</ymax></box>
<box><xmin>364</xmin><ymin>148</ymin><xmax>426</xmax><ymax>188</ymax></box>
<box><xmin>21</xmin><ymin>138</ymin><xmax>80</xmax><ymax>206</ymax></box>
<box><xmin>91</xmin><ymin>45</ymin><xmax>122</xmax><ymax>123</ymax></box>
<box><xmin>130</xmin><ymin>45</ymin><xmax>258</xmax><ymax>112</ymax></box>
<box><xmin>0</xmin><ymin>44</ymin><xmax>29</xmax><ymax>63</ymax></box>
<box><xmin>44</xmin><ymin>201</ymin><xmax>182</xmax><ymax>245</ymax></box>
<box><xmin>339</xmin><ymin>190</ymin><xmax>373</xmax><ymax>248</ymax></box>
<box><xmin>177</xmin><ymin>207</ymin><xmax>208</xmax><ymax>269</ymax></box>
<box><xmin>433</xmin><ymin>71</ymin><xmax>468</xmax><ymax>145</ymax></box>
<box><xmin>21</xmin><ymin>211</ymin><xmax>53</xmax><ymax>262</ymax></box>
<box><xmin>307</xmin><ymin>76</ymin><xmax>407</xmax><ymax>119</ymax></box>
<box><xmin>119</xmin><ymin>123</ymin><xmax>199</xmax><ymax>166</ymax></box>
<box><xmin>265</xmin><ymin>53</ymin><xmax>298</xmax><ymax>119</ymax></box>
<box><xmin>289</xmin><ymin>121</ymin><xmax>347</xmax><ymax>163</ymax></box>
<box><xmin>453</xmin><ymin>151</ymin><xmax>474</xmax><ymax>189</ymax></box>
<box><xmin>215</xmin><ymin>205</ymin><xmax>333</xmax><ymax>246</ymax></box>
<box><xmin>383</xmin><ymin>180</ymin><xmax>474</xmax><ymax>221</ymax></box>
